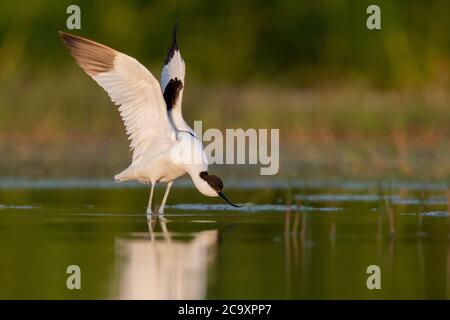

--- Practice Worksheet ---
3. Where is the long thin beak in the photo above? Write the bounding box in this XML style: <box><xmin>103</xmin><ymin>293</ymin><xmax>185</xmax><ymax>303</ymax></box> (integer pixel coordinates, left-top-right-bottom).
<box><xmin>218</xmin><ymin>192</ymin><xmax>242</xmax><ymax>208</ymax></box>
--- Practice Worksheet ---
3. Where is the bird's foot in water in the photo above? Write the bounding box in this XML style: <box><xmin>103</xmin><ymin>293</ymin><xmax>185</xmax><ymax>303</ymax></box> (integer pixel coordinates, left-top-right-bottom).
<box><xmin>146</xmin><ymin>207</ymin><xmax>166</xmax><ymax>216</ymax></box>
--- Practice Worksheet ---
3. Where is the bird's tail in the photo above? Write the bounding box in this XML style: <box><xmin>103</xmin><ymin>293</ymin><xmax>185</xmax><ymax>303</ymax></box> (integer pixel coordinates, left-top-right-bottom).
<box><xmin>114</xmin><ymin>166</ymin><xmax>135</xmax><ymax>182</ymax></box>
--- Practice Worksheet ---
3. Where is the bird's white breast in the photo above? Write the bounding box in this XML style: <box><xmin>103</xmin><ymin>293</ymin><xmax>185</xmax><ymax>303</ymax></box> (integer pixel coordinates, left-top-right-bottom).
<box><xmin>123</xmin><ymin>131</ymin><xmax>208</xmax><ymax>184</ymax></box>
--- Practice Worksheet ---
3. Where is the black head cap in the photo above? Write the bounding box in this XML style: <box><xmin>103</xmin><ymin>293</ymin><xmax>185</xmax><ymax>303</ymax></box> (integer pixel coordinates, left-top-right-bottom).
<box><xmin>199</xmin><ymin>171</ymin><xmax>241</xmax><ymax>208</ymax></box>
<box><xmin>199</xmin><ymin>171</ymin><xmax>223</xmax><ymax>192</ymax></box>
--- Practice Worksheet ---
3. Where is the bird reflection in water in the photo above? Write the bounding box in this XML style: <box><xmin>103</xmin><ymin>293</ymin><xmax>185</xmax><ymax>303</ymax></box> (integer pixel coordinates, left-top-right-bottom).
<box><xmin>116</xmin><ymin>214</ymin><xmax>218</xmax><ymax>299</ymax></box>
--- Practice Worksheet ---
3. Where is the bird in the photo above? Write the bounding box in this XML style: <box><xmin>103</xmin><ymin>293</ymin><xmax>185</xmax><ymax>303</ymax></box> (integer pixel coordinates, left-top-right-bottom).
<box><xmin>59</xmin><ymin>23</ymin><xmax>241</xmax><ymax>214</ymax></box>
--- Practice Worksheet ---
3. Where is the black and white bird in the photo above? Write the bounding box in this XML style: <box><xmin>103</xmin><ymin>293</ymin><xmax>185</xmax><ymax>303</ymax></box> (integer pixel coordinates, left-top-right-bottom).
<box><xmin>59</xmin><ymin>23</ymin><xmax>241</xmax><ymax>214</ymax></box>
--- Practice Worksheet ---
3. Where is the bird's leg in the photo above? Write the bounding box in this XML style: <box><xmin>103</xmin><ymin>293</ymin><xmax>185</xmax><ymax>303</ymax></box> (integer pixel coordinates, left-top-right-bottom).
<box><xmin>158</xmin><ymin>181</ymin><xmax>173</xmax><ymax>214</ymax></box>
<box><xmin>146</xmin><ymin>215</ymin><xmax>156</xmax><ymax>242</ymax></box>
<box><xmin>159</xmin><ymin>218</ymin><xmax>172</xmax><ymax>243</ymax></box>
<box><xmin>146</xmin><ymin>182</ymin><xmax>155</xmax><ymax>215</ymax></box>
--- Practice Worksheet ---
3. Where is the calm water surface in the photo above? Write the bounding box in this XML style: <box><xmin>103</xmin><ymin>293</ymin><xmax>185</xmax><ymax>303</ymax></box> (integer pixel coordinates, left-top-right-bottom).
<box><xmin>0</xmin><ymin>180</ymin><xmax>449</xmax><ymax>299</ymax></box>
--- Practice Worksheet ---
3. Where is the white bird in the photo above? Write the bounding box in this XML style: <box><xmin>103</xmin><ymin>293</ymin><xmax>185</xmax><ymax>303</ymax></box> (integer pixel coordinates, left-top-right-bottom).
<box><xmin>59</xmin><ymin>23</ymin><xmax>241</xmax><ymax>214</ymax></box>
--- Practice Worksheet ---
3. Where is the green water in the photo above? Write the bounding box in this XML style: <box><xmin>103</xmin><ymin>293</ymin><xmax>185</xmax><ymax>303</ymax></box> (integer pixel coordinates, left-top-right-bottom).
<box><xmin>0</xmin><ymin>181</ymin><xmax>449</xmax><ymax>299</ymax></box>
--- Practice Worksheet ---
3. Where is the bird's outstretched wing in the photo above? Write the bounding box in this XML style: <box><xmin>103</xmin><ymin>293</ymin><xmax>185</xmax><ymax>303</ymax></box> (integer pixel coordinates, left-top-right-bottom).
<box><xmin>160</xmin><ymin>22</ymin><xmax>187</xmax><ymax>132</ymax></box>
<box><xmin>59</xmin><ymin>31</ymin><xmax>173</xmax><ymax>164</ymax></box>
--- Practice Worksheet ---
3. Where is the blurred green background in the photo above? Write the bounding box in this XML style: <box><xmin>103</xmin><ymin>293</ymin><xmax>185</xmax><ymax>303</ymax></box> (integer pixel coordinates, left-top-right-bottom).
<box><xmin>0</xmin><ymin>0</ymin><xmax>449</xmax><ymax>180</ymax></box>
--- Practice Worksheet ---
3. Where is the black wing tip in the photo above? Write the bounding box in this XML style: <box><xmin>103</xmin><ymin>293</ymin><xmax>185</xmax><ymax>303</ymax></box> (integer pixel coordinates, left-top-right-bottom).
<box><xmin>58</xmin><ymin>30</ymin><xmax>72</xmax><ymax>43</ymax></box>
<box><xmin>164</xmin><ymin>20</ymin><xmax>180</xmax><ymax>65</ymax></box>
<box><xmin>58</xmin><ymin>30</ymin><xmax>76</xmax><ymax>50</ymax></box>
<box><xmin>58</xmin><ymin>30</ymin><xmax>82</xmax><ymax>42</ymax></box>
<box><xmin>58</xmin><ymin>30</ymin><xmax>90</xmax><ymax>47</ymax></box>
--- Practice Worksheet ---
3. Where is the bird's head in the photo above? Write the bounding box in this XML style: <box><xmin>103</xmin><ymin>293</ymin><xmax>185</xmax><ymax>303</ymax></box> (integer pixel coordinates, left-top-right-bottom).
<box><xmin>198</xmin><ymin>171</ymin><xmax>241</xmax><ymax>207</ymax></box>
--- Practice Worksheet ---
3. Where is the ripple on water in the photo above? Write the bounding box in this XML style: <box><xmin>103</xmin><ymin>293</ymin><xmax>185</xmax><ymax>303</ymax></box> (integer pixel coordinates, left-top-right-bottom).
<box><xmin>400</xmin><ymin>211</ymin><xmax>449</xmax><ymax>217</ymax></box>
<box><xmin>0</xmin><ymin>179</ymin><xmax>448</xmax><ymax>192</ymax></box>
<box><xmin>166</xmin><ymin>203</ymin><xmax>342</xmax><ymax>212</ymax></box>
<box><xmin>421</xmin><ymin>211</ymin><xmax>449</xmax><ymax>217</ymax></box>
<box><xmin>294</xmin><ymin>194</ymin><xmax>448</xmax><ymax>205</ymax></box>
<box><xmin>0</xmin><ymin>205</ymin><xmax>37</xmax><ymax>210</ymax></box>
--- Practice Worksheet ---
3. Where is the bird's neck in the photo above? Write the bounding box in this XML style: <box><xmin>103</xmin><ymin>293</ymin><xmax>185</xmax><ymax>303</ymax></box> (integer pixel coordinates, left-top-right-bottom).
<box><xmin>171</xmin><ymin>110</ymin><xmax>192</xmax><ymax>133</ymax></box>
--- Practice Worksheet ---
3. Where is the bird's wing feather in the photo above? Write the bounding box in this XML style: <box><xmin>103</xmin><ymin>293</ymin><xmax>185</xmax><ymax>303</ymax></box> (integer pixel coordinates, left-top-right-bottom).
<box><xmin>59</xmin><ymin>31</ymin><xmax>173</xmax><ymax>164</ymax></box>
<box><xmin>160</xmin><ymin>23</ymin><xmax>187</xmax><ymax>134</ymax></box>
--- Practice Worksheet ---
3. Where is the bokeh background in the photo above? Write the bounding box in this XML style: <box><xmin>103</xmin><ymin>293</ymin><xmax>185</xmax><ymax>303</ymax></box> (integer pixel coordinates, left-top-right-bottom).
<box><xmin>0</xmin><ymin>0</ymin><xmax>449</xmax><ymax>301</ymax></box>
<box><xmin>0</xmin><ymin>0</ymin><xmax>449</xmax><ymax>180</ymax></box>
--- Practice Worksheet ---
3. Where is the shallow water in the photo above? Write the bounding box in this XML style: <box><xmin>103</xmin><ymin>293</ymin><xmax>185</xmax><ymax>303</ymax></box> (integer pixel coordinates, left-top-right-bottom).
<box><xmin>0</xmin><ymin>180</ymin><xmax>449</xmax><ymax>299</ymax></box>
